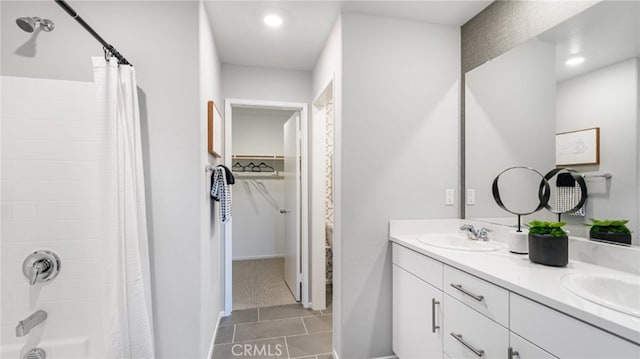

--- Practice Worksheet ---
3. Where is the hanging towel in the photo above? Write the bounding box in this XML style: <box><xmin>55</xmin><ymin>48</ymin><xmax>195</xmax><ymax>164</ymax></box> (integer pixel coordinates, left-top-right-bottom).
<box><xmin>211</xmin><ymin>166</ymin><xmax>233</xmax><ymax>222</ymax></box>
<box><xmin>218</xmin><ymin>164</ymin><xmax>235</xmax><ymax>185</ymax></box>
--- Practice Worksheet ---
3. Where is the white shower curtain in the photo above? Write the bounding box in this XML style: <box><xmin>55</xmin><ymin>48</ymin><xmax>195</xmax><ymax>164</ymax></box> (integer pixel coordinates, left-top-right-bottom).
<box><xmin>93</xmin><ymin>57</ymin><xmax>155</xmax><ymax>359</ymax></box>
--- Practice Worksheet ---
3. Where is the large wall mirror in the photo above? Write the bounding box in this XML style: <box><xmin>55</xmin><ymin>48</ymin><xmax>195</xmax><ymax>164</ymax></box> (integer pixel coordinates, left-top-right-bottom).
<box><xmin>465</xmin><ymin>1</ymin><xmax>640</xmax><ymax>246</ymax></box>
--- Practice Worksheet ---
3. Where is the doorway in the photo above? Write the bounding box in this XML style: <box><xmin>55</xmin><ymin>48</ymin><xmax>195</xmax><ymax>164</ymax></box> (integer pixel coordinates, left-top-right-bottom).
<box><xmin>223</xmin><ymin>99</ymin><xmax>309</xmax><ymax>315</ymax></box>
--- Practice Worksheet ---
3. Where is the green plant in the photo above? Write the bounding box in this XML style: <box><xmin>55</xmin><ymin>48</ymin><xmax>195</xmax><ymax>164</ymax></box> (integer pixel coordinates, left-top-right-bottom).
<box><xmin>586</xmin><ymin>219</ymin><xmax>631</xmax><ymax>234</ymax></box>
<box><xmin>528</xmin><ymin>220</ymin><xmax>568</xmax><ymax>238</ymax></box>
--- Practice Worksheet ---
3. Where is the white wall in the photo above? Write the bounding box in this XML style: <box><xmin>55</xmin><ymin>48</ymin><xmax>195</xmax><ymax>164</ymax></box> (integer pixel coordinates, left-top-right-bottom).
<box><xmin>222</xmin><ymin>64</ymin><xmax>312</xmax><ymax>103</ymax></box>
<box><xmin>198</xmin><ymin>1</ymin><xmax>223</xmax><ymax>357</ymax></box>
<box><xmin>1</xmin><ymin>2</ymin><xmax>212</xmax><ymax>357</ymax></box>
<box><xmin>311</xmin><ymin>15</ymin><xmax>342</xmax><ymax>350</ymax></box>
<box><xmin>232</xmin><ymin>109</ymin><xmax>292</xmax><ymax>260</ymax></box>
<box><xmin>339</xmin><ymin>13</ymin><xmax>460</xmax><ymax>358</ymax></box>
<box><xmin>1</xmin><ymin>76</ymin><xmax>105</xmax><ymax>358</ymax></box>
<box><xmin>556</xmin><ymin>58</ymin><xmax>639</xmax><ymax>243</ymax></box>
<box><xmin>232</xmin><ymin>109</ymin><xmax>292</xmax><ymax>155</ymax></box>
<box><xmin>465</xmin><ymin>40</ymin><xmax>557</xmax><ymax>221</ymax></box>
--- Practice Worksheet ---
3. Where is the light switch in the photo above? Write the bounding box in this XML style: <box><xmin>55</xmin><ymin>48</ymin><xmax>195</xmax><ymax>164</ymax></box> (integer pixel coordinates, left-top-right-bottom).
<box><xmin>445</xmin><ymin>188</ymin><xmax>455</xmax><ymax>206</ymax></box>
<box><xmin>466</xmin><ymin>189</ymin><xmax>476</xmax><ymax>205</ymax></box>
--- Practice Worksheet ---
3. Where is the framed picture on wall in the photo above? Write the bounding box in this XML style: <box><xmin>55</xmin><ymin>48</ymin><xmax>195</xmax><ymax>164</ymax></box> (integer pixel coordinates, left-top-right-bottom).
<box><xmin>556</xmin><ymin>127</ymin><xmax>600</xmax><ymax>166</ymax></box>
<box><xmin>208</xmin><ymin>101</ymin><xmax>222</xmax><ymax>158</ymax></box>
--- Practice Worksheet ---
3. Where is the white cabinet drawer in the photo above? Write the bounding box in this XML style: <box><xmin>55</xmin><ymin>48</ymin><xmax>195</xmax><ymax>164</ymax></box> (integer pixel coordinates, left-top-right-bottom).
<box><xmin>510</xmin><ymin>293</ymin><xmax>640</xmax><ymax>358</ymax></box>
<box><xmin>444</xmin><ymin>294</ymin><xmax>508</xmax><ymax>359</ymax></box>
<box><xmin>444</xmin><ymin>265</ymin><xmax>509</xmax><ymax>326</ymax></box>
<box><xmin>392</xmin><ymin>243</ymin><xmax>443</xmax><ymax>289</ymax></box>
<box><xmin>509</xmin><ymin>332</ymin><xmax>556</xmax><ymax>359</ymax></box>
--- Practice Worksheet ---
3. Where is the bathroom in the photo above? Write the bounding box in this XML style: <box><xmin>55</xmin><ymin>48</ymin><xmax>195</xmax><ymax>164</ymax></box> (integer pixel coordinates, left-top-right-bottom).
<box><xmin>1</xmin><ymin>1</ymin><xmax>638</xmax><ymax>359</ymax></box>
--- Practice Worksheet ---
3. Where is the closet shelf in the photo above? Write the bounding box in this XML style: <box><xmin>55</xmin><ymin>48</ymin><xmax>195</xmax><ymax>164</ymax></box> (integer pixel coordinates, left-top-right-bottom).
<box><xmin>232</xmin><ymin>155</ymin><xmax>284</xmax><ymax>160</ymax></box>
<box><xmin>234</xmin><ymin>172</ymin><xmax>283</xmax><ymax>179</ymax></box>
<box><xmin>232</xmin><ymin>155</ymin><xmax>283</xmax><ymax>176</ymax></box>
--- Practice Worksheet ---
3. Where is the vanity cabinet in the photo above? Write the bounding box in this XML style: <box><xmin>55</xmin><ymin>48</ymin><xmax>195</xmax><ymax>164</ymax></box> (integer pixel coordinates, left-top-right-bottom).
<box><xmin>444</xmin><ymin>266</ymin><xmax>509</xmax><ymax>326</ymax></box>
<box><xmin>510</xmin><ymin>294</ymin><xmax>640</xmax><ymax>359</ymax></box>
<box><xmin>392</xmin><ymin>244</ymin><xmax>444</xmax><ymax>359</ymax></box>
<box><xmin>442</xmin><ymin>264</ymin><xmax>509</xmax><ymax>358</ymax></box>
<box><xmin>392</xmin><ymin>242</ymin><xmax>640</xmax><ymax>359</ymax></box>
<box><xmin>443</xmin><ymin>293</ymin><xmax>508</xmax><ymax>358</ymax></box>
<box><xmin>509</xmin><ymin>332</ymin><xmax>556</xmax><ymax>359</ymax></box>
<box><xmin>393</xmin><ymin>265</ymin><xmax>443</xmax><ymax>359</ymax></box>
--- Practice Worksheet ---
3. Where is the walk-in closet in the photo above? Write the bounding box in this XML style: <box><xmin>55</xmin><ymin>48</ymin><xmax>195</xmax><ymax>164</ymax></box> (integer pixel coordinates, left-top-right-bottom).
<box><xmin>231</xmin><ymin>107</ymin><xmax>296</xmax><ymax>310</ymax></box>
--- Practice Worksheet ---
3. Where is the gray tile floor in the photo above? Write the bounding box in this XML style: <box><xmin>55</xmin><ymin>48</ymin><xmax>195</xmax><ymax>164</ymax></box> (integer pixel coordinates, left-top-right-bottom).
<box><xmin>213</xmin><ymin>289</ymin><xmax>333</xmax><ymax>359</ymax></box>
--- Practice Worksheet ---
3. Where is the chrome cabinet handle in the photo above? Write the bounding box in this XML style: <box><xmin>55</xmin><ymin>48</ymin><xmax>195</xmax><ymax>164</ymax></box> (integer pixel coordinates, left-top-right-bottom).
<box><xmin>450</xmin><ymin>332</ymin><xmax>485</xmax><ymax>357</ymax></box>
<box><xmin>431</xmin><ymin>298</ymin><xmax>440</xmax><ymax>333</ymax></box>
<box><xmin>279</xmin><ymin>209</ymin><xmax>291</xmax><ymax>214</ymax></box>
<box><xmin>450</xmin><ymin>283</ymin><xmax>484</xmax><ymax>302</ymax></box>
<box><xmin>508</xmin><ymin>347</ymin><xmax>520</xmax><ymax>359</ymax></box>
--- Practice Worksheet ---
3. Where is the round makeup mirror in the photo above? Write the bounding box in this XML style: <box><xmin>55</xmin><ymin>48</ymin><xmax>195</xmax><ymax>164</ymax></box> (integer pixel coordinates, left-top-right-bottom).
<box><xmin>540</xmin><ymin>167</ymin><xmax>588</xmax><ymax>221</ymax></box>
<box><xmin>492</xmin><ymin>166</ymin><xmax>550</xmax><ymax>231</ymax></box>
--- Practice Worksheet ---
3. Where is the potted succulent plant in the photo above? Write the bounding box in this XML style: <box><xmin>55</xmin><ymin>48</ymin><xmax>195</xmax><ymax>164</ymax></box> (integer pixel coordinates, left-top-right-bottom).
<box><xmin>586</xmin><ymin>219</ymin><xmax>632</xmax><ymax>245</ymax></box>
<box><xmin>527</xmin><ymin>220</ymin><xmax>569</xmax><ymax>267</ymax></box>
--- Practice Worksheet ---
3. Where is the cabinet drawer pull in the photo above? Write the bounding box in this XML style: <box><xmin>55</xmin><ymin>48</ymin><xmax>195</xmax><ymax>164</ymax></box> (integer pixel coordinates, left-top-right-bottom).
<box><xmin>450</xmin><ymin>332</ymin><xmax>485</xmax><ymax>357</ymax></box>
<box><xmin>508</xmin><ymin>347</ymin><xmax>520</xmax><ymax>359</ymax></box>
<box><xmin>431</xmin><ymin>298</ymin><xmax>440</xmax><ymax>333</ymax></box>
<box><xmin>450</xmin><ymin>283</ymin><xmax>484</xmax><ymax>302</ymax></box>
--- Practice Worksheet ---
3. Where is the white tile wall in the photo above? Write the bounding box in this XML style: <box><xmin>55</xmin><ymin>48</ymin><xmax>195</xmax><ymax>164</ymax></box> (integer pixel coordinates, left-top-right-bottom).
<box><xmin>1</xmin><ymin>76</ymin><xmax>105</xmax><ymax>358</ymax></box>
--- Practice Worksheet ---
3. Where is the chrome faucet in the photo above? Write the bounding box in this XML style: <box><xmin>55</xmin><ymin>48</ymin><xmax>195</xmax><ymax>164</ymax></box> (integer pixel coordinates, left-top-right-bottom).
<box><xmin>477</xmin><ymin>227</ymin><xmax>492</xmax><ymax>241</ymax></box>
<box><xmin>460</xmin><ymin>225</ymin><xmax>492</xmax><ymax>241</ymax></box>
<box><xmin>16</xmin><ymin>310</ymin><xmax>47</xmax><ymax>337</ymax></box>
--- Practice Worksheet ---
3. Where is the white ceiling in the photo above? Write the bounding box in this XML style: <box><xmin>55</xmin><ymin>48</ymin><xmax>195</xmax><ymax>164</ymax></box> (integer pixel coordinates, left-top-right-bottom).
<box><xmin>537</xmin><ymin>1</ymin><xmax>640</xmax><ymax>82</ymax></box>
<box><xmin>204</xmin><ymin>1</ymin><xmax>492</xmax><ymax>71</ymax></box>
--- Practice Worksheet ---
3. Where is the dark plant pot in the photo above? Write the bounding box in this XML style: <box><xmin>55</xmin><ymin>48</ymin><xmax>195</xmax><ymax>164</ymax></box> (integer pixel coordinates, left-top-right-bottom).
<box><xmin>528</xmin><ymin>233</ymin><xmax>568</xmax><ymax>267</ymax></box>
<box><xmin>589</xmin><ymin>229</ymin><xmax>632</xmax><ymax>245</ymax></box>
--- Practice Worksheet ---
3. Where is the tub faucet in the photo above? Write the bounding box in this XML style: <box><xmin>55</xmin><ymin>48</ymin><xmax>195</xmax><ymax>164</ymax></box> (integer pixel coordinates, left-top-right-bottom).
<box><xmin>460</xmin><ymin>225</ymin><xmax>491</xmax><ymax>241</ymax></box>
<box><xmin>16</xmin><ymin>310</ymin><xmax>47</xmax><ymax>337</ymax></box>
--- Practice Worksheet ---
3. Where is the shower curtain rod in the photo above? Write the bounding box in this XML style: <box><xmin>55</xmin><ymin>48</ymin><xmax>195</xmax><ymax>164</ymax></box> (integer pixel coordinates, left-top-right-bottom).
<box><xmin>54</xmin><ymin>0</ymin><xmax>131</xmax><ymax>65</ymax></box>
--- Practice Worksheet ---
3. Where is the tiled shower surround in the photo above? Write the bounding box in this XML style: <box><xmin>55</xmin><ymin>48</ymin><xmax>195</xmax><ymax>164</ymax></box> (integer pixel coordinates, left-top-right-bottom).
<box><xmin>1</xmin><ymin>76</ymin><xmax>106</xmax><ymax>358</ymax></box>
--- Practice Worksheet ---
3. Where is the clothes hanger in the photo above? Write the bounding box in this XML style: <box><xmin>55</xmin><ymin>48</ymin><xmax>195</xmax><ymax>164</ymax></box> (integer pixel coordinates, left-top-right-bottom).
<box><xmin>232</xmin><ymin>162</ymin><xmax>245</xmax><ymax>172</ymax></box>
<box><xmin>258</xmin><ymin>162</ymin><xmax>275</xmax><ymax>172</ymax></box>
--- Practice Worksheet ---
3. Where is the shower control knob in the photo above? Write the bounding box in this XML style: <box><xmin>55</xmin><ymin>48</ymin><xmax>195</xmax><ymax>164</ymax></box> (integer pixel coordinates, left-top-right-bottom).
<box><xmin>22</xmin><ymin>250</ymin><xmax>61</xmax><ymax>286</ymax></box>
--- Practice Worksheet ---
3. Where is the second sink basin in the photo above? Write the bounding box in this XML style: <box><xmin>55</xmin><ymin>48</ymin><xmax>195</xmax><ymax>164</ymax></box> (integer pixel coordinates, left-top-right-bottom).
<box><xmin>561</xmin><ymin>273</ymin><xmax>640</xmax><ymax>318</ymax></box>
<box><xmin>418</xmin><ymin>233</ymin><xmax>501</xmax><ymax>252</ymax></box>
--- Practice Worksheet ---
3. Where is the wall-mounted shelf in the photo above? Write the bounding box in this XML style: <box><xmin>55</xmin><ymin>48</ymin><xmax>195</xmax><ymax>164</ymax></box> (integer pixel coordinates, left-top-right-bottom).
<box><xmin>231</xmin><ymin>154</ymin><xmax>284</xmax><ymax>178</ymax></box>
<box><xmin>232</xmin><ymin>155</ymin><xmax>284</xmax><ymax>161</ymax></box>
<box><xmin>234</xmin><ymin>172</ymin><xmax>283</xmax><ymax>179</ymax></box>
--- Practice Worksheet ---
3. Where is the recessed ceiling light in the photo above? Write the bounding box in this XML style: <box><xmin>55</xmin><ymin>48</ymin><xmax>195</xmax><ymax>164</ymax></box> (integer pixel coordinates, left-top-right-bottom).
<box><xmin>565</xmin><ymin>56</ymin><xmax>585</xmax><ymax>66</ymax></box>
<box><xmin>264</xmin><ymin>14</ymin><xmax>283</xmax><ymax>27</ymax></box>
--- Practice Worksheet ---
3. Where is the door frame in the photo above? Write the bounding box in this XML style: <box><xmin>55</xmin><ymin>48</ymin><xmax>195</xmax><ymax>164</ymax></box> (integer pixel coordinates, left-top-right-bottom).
<box><xmin>310</xmin><ymin>78</ymin><xmax>334</xmax><ymax>310</ymax></box>
<box><xmin>223</xmin><ymin>98</ymin><xmax>310</xmax><ymax>315</ymax></box>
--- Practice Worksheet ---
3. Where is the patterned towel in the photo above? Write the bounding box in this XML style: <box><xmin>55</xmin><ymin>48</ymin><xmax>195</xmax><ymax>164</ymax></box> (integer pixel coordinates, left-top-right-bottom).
<box><xmin>211</xmin><ymin>166</ymin><xmax>232</xmax><ymax>223</ymax></box>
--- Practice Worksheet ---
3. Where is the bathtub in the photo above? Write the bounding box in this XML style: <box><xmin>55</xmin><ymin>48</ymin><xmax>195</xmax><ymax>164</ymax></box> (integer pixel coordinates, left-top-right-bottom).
<box><xmin>1</xmin><ymin>337</ymin><xmax>88</xmax><ymax>359</ymax></box>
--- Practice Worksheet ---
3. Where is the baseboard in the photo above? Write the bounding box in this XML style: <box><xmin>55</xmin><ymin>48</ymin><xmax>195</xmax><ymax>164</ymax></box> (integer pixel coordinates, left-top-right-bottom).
<box><xmin>333</xmin><ymin>350</ymin><xmax>339</xmax><ymax>359</ymax></box>
<box><xmin>232</xmin><ymin>254</ymin><xmax>284</xmax><ymax>261</ymax></box>
<box><xmin>207</xmin><ymin>311</ymin><xmax>225</xmax><ymax>359</ymax></box>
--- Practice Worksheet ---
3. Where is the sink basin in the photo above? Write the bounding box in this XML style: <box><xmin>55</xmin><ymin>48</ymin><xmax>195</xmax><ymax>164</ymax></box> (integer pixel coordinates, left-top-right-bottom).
<box><xmin>561</xmin><ymin>273</ymin><xmax>640</xmax><ymax>318</ymax></box>
<box><xmin>418</xmin><ymin>233</ymin><xmax>501</xmax><ymax>252</ymax></box>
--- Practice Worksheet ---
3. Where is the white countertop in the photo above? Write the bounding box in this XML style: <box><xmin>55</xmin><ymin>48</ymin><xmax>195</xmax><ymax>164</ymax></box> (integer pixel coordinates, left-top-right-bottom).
<box><xmin>389</xmin><ymin>221</ymin><xmax>640</xmax><ymax>345</ymax></box>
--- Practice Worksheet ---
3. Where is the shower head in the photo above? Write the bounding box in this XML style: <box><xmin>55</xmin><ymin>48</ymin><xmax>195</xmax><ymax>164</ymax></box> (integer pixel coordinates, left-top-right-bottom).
<box><xmin>16</xmin><ymin>17</ymin><xmax>55</xmax><ymax>33</ymax></box>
